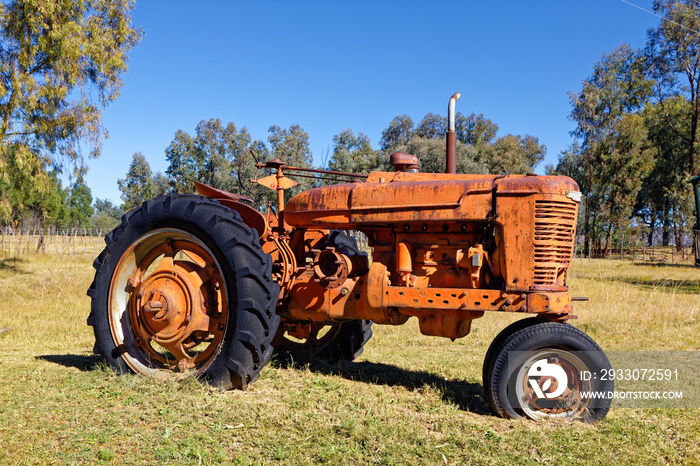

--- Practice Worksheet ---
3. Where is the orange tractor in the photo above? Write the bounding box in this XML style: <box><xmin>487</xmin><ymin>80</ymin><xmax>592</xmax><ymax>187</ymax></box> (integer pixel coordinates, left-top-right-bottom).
<box><xmin>88</xmin><ymin>94</ymin><xmax>613</xmax><ymax>421</ymax></box>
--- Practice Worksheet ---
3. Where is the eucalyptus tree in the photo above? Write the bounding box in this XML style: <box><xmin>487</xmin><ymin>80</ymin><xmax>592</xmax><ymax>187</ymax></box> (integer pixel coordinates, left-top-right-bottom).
<box><xmin>645</xmin><ymin>0</ymin><xmax>700</xmax><ymax>175</ymax></box>
<box><xmin>326</xmin><ymin>129</ymin><xmax>378</xmax><ymax>178</ymax></box>
<box><xmin>117</xmin><ymin>153</ymin><xmax>153</xmax><ymax>211</ymax></box>
<box><xmin>165</xmin><ymin>119</ymin><xmax>261</xmax><ymax>197</ymax></box>
<box><xmin>267</xmin><ymin>124</ymin><xmax>315</xmax><ymax>198</ymax></box>
<box><xmin>479</xmin><ymin>134</ymin><xmax>546</xmax><ymax>175</ymax></box>
<box><xmin>567</xmin><ymin>44</ymin><xmax>654</xmax><ymax>255</ymax></box>
<box><xmin>0</xmin><ymin>0</ymin><xmax>141</xmax><ymax>222</ymax></box>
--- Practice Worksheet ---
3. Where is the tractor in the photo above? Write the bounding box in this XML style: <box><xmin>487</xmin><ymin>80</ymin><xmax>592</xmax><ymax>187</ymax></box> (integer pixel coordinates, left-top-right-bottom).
<box><xmin>87</xmin><ymin>94</ymin><xmax>613</xmax><ymax>421</ymax></box>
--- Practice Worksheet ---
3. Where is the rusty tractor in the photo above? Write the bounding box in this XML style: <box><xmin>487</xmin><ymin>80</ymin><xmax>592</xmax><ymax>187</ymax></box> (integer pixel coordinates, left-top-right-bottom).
<box><xmin>88</xmin><ymin>94</ymin><xmax>613</xmax><ymax>421</ymax></box>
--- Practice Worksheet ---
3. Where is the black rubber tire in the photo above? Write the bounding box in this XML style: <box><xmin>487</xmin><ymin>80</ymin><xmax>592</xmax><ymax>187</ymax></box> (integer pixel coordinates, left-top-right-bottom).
<box><xmin>274</xmin><ymin>319</ymin><xmax>374</xmax><ymax>365</ymax></box>
<box><xmin>482</xmin><ymin>317</ymin><xmax>541</xmax><ymax>393</ymax></box>
<box><xmin>487</xmin><ymin>322</ymin><xmax>613</xmax><ymax>422</ymax></box>
<box><xmin>274</xmin><ymin>231</ymin><xmax>373</xmax><ymax>364</ymax></box>
<box><xmin>87</xmin><ymin>194</ymin><xmax>280</xmax><ymax>389</ymax></box>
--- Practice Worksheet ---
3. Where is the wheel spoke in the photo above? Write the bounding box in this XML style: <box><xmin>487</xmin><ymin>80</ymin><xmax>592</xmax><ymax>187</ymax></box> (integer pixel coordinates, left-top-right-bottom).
<box><xmin>153</xmin><ymin>241</ymin><xmax>176</xmax><ymax>272</ymax></box>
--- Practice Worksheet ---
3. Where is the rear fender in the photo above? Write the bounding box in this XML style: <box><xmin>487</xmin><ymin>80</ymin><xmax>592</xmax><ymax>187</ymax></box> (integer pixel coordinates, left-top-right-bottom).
<box><xmin>193</xmin><ymin>181</ymin><xmax>268</xmax><ymax>238</ymax></box>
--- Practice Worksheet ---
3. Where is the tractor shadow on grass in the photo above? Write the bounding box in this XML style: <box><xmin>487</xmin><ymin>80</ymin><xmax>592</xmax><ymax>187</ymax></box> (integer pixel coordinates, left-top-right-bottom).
<box><xmin>36</xmin><ymin>354</ymin><xmax>103</xmax><ymax>372</ymax></box>
<box><xmin>294</xmin><ymin>359</ymin><xmax>491</xmax><ymax>415</ymax></box>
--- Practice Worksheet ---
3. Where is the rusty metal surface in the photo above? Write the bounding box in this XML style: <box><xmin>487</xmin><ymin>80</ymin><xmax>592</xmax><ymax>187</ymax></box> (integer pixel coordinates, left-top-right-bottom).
<box><xmin>389</xmin><ymin>152</ymin><xmax>420</xmax><ymax>172</ymax></box>
<box><xmin>109</xmin><ymin>229</ymin><xmax>228</xmax><ymax>373</ymax></box>
<box><xmin>194</xmin><ymin>180</ymin><xmax>253</xmax><ymax>203</ymax></box>
<box><xmin>202</xmin><ymin>111</ymin><xmax>582</xmax><ymax>341</ymax></box>
<box><xmin>284</xmin><ymin>172</ymin><xmax>578</xmax><ymax>228</ymax></box>
<box><xmin>253</xmin><ymin>173</ymin><xmax>300</xmax><ymax>191</ymax></box>
<box><xmin>193</xmin><ymin>181</ymin><xmax>268</xmax><ymax>238</ymax></box>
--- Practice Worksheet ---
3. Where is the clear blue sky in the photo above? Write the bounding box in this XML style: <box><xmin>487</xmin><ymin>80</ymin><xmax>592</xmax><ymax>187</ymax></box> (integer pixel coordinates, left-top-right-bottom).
<box><xmin>84</xmin><ymin>0</ymin><xmax>660</xmax><ymax>205</ymax></box>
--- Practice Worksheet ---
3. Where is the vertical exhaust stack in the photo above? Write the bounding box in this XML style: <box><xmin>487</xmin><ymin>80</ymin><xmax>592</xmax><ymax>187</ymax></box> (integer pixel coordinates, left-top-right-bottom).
<box><xmin>446</xmin><ymin>92</ymin><xmax>461</xmax><ymax>174</ymax></box>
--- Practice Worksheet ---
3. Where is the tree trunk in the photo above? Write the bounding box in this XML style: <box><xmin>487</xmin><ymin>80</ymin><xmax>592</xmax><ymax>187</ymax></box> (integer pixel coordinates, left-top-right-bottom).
<box><xmin>603</xmin><ymin>201</ymin><xmax>614</xmax><ymax>259</ymax></box>
<box><xmin>662</xmin><ymin>205</ymin><xmax>670</xmax><ymax>246</ymax></box>
<box><xmin>583</xmin><ymin>191</ymin><xmax>591</xmax><ymax>257</ymax></box>
<box><xmin>35</xmin><ymin>228</ymin><xmax>44</xmax><ymax>253</ymax></box>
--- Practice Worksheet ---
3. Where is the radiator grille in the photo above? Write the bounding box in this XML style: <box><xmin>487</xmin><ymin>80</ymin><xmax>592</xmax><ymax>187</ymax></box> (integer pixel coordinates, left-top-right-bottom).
<box><xmin>533</xmin><ymin>200</ymin><xmax>577</xmax><ymax>288</ymax></box>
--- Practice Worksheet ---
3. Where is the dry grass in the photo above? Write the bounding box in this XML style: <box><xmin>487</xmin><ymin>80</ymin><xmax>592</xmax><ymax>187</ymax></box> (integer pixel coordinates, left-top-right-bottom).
<box><xmin>568</xmin><ymin>259</ymin><xmax>700</xmax><ymax>351</ymax></box>
<box><xmin>0</xmin><ymin>254</ymin><xmax>698</xmax><ymax>465</ymax></box>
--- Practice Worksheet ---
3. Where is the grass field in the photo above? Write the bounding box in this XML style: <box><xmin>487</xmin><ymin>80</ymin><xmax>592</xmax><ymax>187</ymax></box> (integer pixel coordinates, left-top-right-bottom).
<box><xmin>0</xmin><ymin>254</ymin><xmax>698</xmax><ymax>465</ymax></box>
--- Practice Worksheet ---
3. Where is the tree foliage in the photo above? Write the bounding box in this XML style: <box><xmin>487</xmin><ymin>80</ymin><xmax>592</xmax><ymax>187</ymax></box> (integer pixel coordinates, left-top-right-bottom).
<box><xmin>392</xmin><ymin>137</ymin><xmax>487</xmax><ymax>175</ymax></box>
<box><xmin>455</xmin><ymin>112</ymin><xmax>499</xmax><ymax>147</ymax></box>
<box><xmin>0</xmin><ymin>0</ymin><xmax>140</xmax><ymax>226</ymax></box>
<box><xmin>326</xmin><ymin>129</ymin><xmax>378</xmax><ymax>177</ymax></box>
<box><xmin>267</xmin><ymin>124</ymin><xmax>314</xmax><ymax>198</ymax></box>
<box><xmin>559</xmin><ymin>3</ymin><xmax>700</xmax><ymax>253</ymax></box>
<box><xmin>117</xmin><ymin>153</ymin><xmax>154</xmax><ymax>211</ymax></box>
<box><xmin>91</xmin><ymin>197</ymin><xmax>122</xmax><ymax>231</ymax></box>
<box><xmin>646</xmin><ymin>0</ymin><xmax>700</xmax><ymax>174</ymax></box>
<box><xmin>636</xmin><ymin>98</ymin><xmax>695</xmax><ymax>247</ymax></box>
<box><xmin>478</xmin><ymin>134</ymin><xmax>546</xmax><ymax>174</ymax></box>
<box><xmin>563</xmin><ymin>43</ymin><xmax>657</xmax><ymax>254</ymax></box>
<box><xmin>165</xmin><ymin>118</ymin><xmax>265</xmax><ymax>198</ymax></box>
<box><xmin>588</xmin><ymin>114</ymin><xmax>655</xmax><ymax>254</ymax></box>
<box><xmin>0</xmin><ymin>0</ymin><xmax>141</xmax><ymax>169</ymax></box>
<box><xmin>380</xmin><ymin>109</ymin><xmax>539</xmax><ymax>175</ymax></box>
<box><xmin>67</xmin><ymin>175</ymin><xmax>93</xmax><ymax>227</ymax></box>
<box><xmin>380</xmin><ymin>115</ymin><xmax>414</xmax><ymax>151</ymax></box>
<box><xmin>569</xmin><ymin>44</ymin><xmax>653</xmax><ymax>147</ymax></box>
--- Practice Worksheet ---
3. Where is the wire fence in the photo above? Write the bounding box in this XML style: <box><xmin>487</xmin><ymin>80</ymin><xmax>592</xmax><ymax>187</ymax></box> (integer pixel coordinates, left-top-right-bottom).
<box><xmin>0</xmin><ymin>227</ymin><xmax>105</xmax><ymax>258</ymax></box>
<box><xmin>575</xmin><ymin>244</ymin><xmax>695</xmax><ymax>264</ymax></box>
<box><xmin>0</xmin><ymin>227</ymin><xmax>697</xmax><ymax>265</ymax></box>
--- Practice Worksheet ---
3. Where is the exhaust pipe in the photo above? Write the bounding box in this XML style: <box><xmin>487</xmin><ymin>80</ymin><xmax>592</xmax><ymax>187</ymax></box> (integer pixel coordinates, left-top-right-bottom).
<box><xmin>446</xmin><ymin>92</ymin><xmax>461</xmax><ymax>174</ymax></box>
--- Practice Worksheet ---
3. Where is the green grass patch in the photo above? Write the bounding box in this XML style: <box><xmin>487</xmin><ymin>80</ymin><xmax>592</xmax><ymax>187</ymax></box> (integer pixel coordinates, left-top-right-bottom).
<box><xmin>0</xmin><ymin>255</ymin><xmax>698</xmax><ymax>464</ymax></box>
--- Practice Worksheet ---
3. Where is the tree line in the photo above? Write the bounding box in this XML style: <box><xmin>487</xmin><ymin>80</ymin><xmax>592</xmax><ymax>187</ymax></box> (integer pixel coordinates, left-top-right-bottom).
<box><xmin>115</xmin><ymin>113</ymin><xmax>546</xmax><ymax>217</ymax></box>
<box><xmin>551</xmin><ymin>1</ymin><xmax>700</xmax><ymax>256</ymax></box>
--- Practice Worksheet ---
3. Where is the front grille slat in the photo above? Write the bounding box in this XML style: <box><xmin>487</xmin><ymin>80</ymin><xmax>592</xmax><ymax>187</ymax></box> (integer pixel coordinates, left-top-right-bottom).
<box><xmin>532</xmin><ymin>200</ymin><xmax>578</xmax><ymax>287</ymax></box>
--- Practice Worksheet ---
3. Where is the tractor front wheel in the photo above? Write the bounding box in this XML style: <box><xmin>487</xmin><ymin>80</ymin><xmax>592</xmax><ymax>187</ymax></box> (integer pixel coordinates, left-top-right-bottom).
<box><xmin>482</xmin><ymin>317</ymin><xmax>541</xmax><ymax>395</ymax></box>
<box><xmin>486</xmin><ymin>322</ymin><xmax>613</xmax><ymax>422</ymax></box>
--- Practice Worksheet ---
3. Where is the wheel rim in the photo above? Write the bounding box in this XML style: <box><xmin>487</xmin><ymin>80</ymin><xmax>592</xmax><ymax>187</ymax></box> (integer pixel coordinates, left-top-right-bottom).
<box><xmin>514</xmin><ymin>349</ymin><xmax>593</xmax><ymax>420</ymax></box>
<box><xmin>108</xmin><ymin>228</ymin><xmax>229</xmax><ymax>376</ymax></box>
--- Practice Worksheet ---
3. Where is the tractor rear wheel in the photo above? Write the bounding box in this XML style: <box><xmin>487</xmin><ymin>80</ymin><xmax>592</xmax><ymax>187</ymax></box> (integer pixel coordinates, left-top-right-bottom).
<box><xmin>273</xmin><ymin>231</ymin><xmax>372</xmax><ymax>364</ymax></box>
<box><xmin>87</xmin><ymin>195</ymin><xmax>280</xmax><ymax>389</ymax></box>
<box><xmin>486</xmin><ymin>322</ymin><xmax>613</xmax><ymax>422</ymax></box>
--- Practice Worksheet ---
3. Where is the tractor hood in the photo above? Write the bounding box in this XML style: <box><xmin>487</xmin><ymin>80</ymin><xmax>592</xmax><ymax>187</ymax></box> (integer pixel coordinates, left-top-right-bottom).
<box><xmin>284</xmin><ymin>171</ymin><xmax>580</xmax><ymax>230</ymax></box>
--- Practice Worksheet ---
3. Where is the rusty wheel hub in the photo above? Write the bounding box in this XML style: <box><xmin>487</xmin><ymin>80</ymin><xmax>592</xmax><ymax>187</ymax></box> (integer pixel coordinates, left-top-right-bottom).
<box><xmin>109</xmin><ymin>230</ymin><xmax>228</xmax><ymax>374</ymax></box>
<box><xmin>515</xmin><ymin>350</ymin><xmax>591</xmax><ymax>420</ymax></box>
<box><xmin>138</xmin><ymin>270</ymin><xmax>194</xmax><ymax>342</ymax></box>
